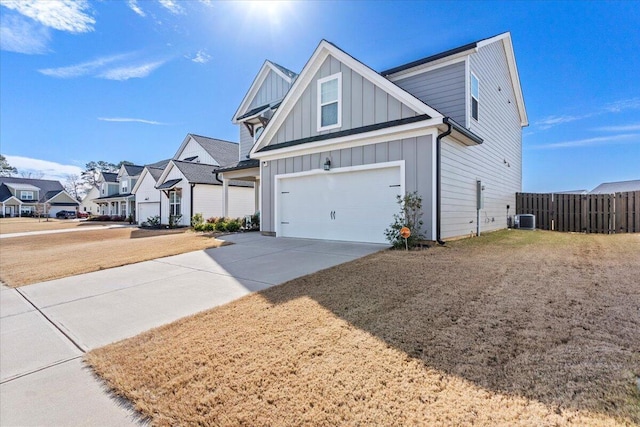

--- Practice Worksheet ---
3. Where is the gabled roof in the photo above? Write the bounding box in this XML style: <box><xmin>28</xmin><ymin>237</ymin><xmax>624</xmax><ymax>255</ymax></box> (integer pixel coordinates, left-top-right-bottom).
<box><xmin>250</xmin><ymin>39</ymin><xmax>445</xmax><ymax>156</ymax></box>
<box><xmin>145</xmin><ymin>159</ymin><xmax>171</xmax><ymax>169</ymax></box>
<box><xmin>147</xmin><ymin>167</ymin><xmax>165</xmax><ymax>182</ymax></box>
<box><xmin>232</xmin><ymin>60</ymin><xmax>297</xmax><ymax>124</ymax></box>
<box><xmin>589</xmin><ymin>179</ymin><xmax>640</xmax><ymax>194</ymax></box>
<box><xmin>172</xmin><ymin>134</ymin><xmax>238</xmax><ymax>167</ymax></box>
<box><xmin>382</xmin><ymin>32</ymin><xmax>528</xmax><ymax>127</ymax></box>
<box><xmin>121</xmin><ymin>164</ymin><xmax>144</xmax><ymax>177</ymax></box>
<box><xmin>101</xmin><ymin>172</ymin><xmax>118</xmax><ymax>183</ymax></box>
<box><xmin>0</xmin><ymin>177</ymin><xmax>65</xmax><ymax>203</ymax></box>
<box><xmin>157</xmin><ymin>160</ymin><xmax>252</xmax><ymax>188</ymax></box>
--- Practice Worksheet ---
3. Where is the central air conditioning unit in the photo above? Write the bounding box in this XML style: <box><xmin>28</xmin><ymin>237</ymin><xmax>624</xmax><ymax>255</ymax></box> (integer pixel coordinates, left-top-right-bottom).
<box><xmin>514</xmin><ymin>214</ymin><xmax>535</xmax><ymax>230</ymax></box>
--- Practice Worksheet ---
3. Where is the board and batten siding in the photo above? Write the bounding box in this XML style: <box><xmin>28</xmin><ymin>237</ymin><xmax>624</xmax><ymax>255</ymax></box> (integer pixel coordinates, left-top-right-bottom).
<box><xmin>192</xmin><ymin>185</ymin><xmax>255</xmax><ymax>220</ymax></box>
<box><xmin>271</xmin><ymin>55</ymin><xmax>420</xmax><ymax>145</ymax></box>
<box><xmin>239</xmin><ymin>124</ymin><xmax>254</xmax><ymax>161</ymax></box>
<box><xmin>248</xmin><ymin>69</ymin><xmax>292</xmax><ymax>110</ymax></box>
<box><xmin>393</xmin><ymin>61</ymin><xmax>466</xmax><ymax>126</ymax></box>
<box><xmin>177</xmin><ymin>137</ymin><xmax>218</xmax><ymax>165</ymax></box>
<box><xmin>134</xmin><ymin>170</ymin><xmax>161</xmax><ymax>224</ymax></box>
<box><xmin>261</xmin><ymin>135</ymin><xmax>435</xmax><ymax>240</ymax></box>
<box><xmin>440</xmin><ymin>40</ymin><xmax>523</xmax><ymax>239</ymax></box>
<box><xmin>159</xmin><ymin>166</ymin><xmax>190</xmax><ymax>226</ymax></box>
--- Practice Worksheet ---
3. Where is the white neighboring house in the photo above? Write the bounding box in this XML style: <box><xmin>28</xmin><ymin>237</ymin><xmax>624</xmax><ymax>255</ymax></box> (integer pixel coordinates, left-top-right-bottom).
<box><xmin>131</xmin><ymin>159</ymin><xmax>170</xmax><ymax>225</ymax></box>
<box><xmin>80</xmin><ymin>185</ymin><xmax>101</xmax><ymax>215</ymax></box>
<box><xmin>0</xmin><ymin>177</ymin><xmax>79</xmax><ymax>217</ymax></box>
<box><xmin>154</xmin><ymin>134</ymin><xmax>255</xmax><ymax>226</ymax></box>
<box><xmin>92</xmin><ymin>165</ymin><xmax>144</xmax><ymax>218</ymax></box>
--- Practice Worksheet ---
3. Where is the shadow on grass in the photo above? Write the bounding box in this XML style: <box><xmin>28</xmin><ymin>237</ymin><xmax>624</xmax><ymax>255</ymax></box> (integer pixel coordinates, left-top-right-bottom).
<box><xmin>258</xmin><ymin>231</ymin><xmax>640</xmax><ymax>423</ymax></box>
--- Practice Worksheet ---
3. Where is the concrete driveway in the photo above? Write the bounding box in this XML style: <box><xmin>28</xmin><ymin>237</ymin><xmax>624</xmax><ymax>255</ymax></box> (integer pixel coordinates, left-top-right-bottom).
<box><xmin>0</xmin><ymin>233</ymin><xmax>386</xmax><ymax>425</ymax></box>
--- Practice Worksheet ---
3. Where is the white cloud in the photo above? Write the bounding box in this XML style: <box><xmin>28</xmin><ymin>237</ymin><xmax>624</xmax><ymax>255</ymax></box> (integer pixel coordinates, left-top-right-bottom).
<box><xmin>98</xmin><ymin>117</ymin><xmax>168</xmax><ymax>125</ymax></box>
<box><xmin>593</xmin><ymin>123</ymin><xmax>640</xmax><ymax>132</ymax></box>
<box><xmin>127</xmin><ymin>0</ymin><xmax>146</xmax><ymax>17</ymax></box>
<box><xmin>190</xmin><ymin>49</ymin><xmax>211</xmax><ymax>64</ymax></box>
<box><xmin>529</xmin><ymin>133</ymin><xmax>639</xmax><ymax>150</ymax></box>
<box><xmin>534</xmin><ymin>114</ymin><xmax>583</xmax><ymax>130</ymax></box>
<box><xmin>97</xmin><ymin>60</ymin><xmax>166</xmax><ymax>81</ymax></box>
<box><xmin>158</xmin><ymin>0</ymin><xmax>184</xmax><ymax>14</ymax></box>
<box><xmin>4</xmin><ymin>155</ymin><xmax>83</xmax><ymax>181</ymax></box>
<box><xmin>602</xmin><ymin>97</ymin><xmax>640</xmax><ymax>113</ymax></box>
<box><xmin>535</xmin><ymin>97</ymin><xmax>640</xmax><ymax>130</ymax></box>
<box><xmin>39</xmin><ymin>53</ymin><xmax>133</xmax><ymax>78</ymax></box>
<box><xmin>0</xmin><ymin>13</ymin><xmax>50</xmax><ymax>54</ymax></box>
<box><xmin>0</xmin><ymin>0</ymin><xmax>95</xmax><ymax>33</ymax></box>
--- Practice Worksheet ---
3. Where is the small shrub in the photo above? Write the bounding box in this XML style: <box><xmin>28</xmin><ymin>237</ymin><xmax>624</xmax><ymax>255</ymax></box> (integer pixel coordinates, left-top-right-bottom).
<box><xmin>169</xmin><ymin>214</ymin><xmax>182</xmax><ymax>229</ymax></box>
<box><xmin>226</xmin><ymin>219</ymin><xmax>241</xmax><ymax>232</ymax></box>
<box><xmin>111</xmin><ymin>215</ymin><xmax>125</xmax><ymax>222</ymax></box>
<box><xmin>127</xmin><ymin>214</ymin><xmax>134</xmax><ymax>224</ymax></box>
<box><xmin>203</xmin><ymin>222</ymin><xmax>215</xmax><ymax>232</ymax></box>
<box><xmin>206</xmin><ymin>217</ymin><xmax>217</xmax><ymax>224</ymax></box>
<box><xmin>146</xmin><ymin>215</ymin><xmax>160</xmax><ymax>227</ymax></box>
<box><xmin>214</xmin><ymin>221</ymin><xmax>227</xmax><ymax>232</ymax></box>
<box><xmin>385</xmin><ymin>191</ymin><xmax>425</xmax><ymax>249</ymax></box>
<box><xmin>191</xmin><ymin>213</ymin><xmax>204</xmax><ymax>228</ymax></box>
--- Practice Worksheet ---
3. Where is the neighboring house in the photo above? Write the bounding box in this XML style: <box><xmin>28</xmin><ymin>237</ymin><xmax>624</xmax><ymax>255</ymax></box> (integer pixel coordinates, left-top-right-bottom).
<box><xmin>154</xmin><ymin>134</ymin><xmax>255</xmax><ymax>226</ymax></box>
<box><xmin>80</xmin><ymin>185</ymin><xmax>101</xmax><ymax>214</ymax></box>
<box><xmin>216</xmin><ymin>60</ymin><xmax>297</xmax><ymax>216</ymax></box>
<box><xmin>0</xmin><ymin>177</ymin><xmax>79</xmax><ymax>217</ymax></box>
<box><xmin>92</xmin><ymin>165</ymin><xmax>144</xmax><ymax>218</ymax></box>
<box><xmin>220</xmin><ymin>32</ymin><xmax>527</xmax><ymax>244</ymax></box>
<box><xmin>131</xmin><ymin>159</ymin><xmax>170</xmax><ymax>225</ymax></box>
<box><xmin>589</xmin><ymin>179</ymin><xmax>640</xmax><ymax>194</ymax></box>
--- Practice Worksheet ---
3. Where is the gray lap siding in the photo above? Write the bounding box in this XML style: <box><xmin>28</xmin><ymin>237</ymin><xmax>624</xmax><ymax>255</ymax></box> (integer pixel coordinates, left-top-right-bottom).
<box><xmin>261</xmin><ymin>134</ymin><xmax>436</xmax><ymax>240</ymax></box>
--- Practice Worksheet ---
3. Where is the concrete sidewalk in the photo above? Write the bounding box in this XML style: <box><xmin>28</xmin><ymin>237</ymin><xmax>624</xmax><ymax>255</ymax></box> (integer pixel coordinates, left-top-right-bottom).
<box><xmin>0</xmin><ymin>223</ymin><xmax>133</xmax><ymax>239</ymax></box>
<box><xmin>1</xmin><ymin>233</ymin><xmax>386</xmax><ymax>425</ymax></box>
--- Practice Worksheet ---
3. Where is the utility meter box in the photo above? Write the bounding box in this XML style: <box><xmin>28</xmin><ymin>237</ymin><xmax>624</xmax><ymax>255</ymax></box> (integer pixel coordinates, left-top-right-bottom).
<box><xmin>476</xmin><ymin>180</ymin><xmax>484</xmax><ymax>210</ymax></box>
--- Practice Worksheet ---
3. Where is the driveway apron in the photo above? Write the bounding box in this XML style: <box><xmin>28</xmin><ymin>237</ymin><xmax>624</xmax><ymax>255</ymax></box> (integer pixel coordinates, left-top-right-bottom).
<box><xmin>1</xmin><ymin>233</ymin><xmax>386</xmax><ymax>425</ymax></box>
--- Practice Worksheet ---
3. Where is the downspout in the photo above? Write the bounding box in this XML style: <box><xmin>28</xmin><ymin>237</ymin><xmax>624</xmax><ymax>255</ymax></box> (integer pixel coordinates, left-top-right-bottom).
<box><xmin>436</xmin><ymin>118</ymin><xmax>453</xmax><ymax>245</ymax></box>
<box><xmin>190</xmin><ymin>184</ymin><xmax>195</xmax><ymax>224</ymax></box>
<box><xmin>214</xmin><ymin>171</ymin><xmax>223</xmax><ymax>184</ymax></box>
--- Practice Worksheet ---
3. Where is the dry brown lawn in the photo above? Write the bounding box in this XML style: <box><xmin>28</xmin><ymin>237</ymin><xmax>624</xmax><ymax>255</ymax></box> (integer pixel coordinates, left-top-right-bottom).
<box><xmin>0</xmin><ymin>217</ymin><xmax>109</xmax><ymax>234</ymax></box>
<box><xmin>86</xmin><ymin>230</ymin><xmax>640</xmax><ymax>426</ymax></box>
<box><xmin>0</xmin><ymin>228</ymin><xmax>226</xmax><ymax>287</ymax></box>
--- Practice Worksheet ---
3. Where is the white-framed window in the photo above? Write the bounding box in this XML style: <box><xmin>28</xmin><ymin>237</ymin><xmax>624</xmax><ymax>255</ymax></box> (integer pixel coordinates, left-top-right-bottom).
<box><xmin>317</xmin><ymin>72</ymin><xmax>342</xmax><ymax>131</ymax></box>
<box><xmin>20</xmin><ymin>206</ymin><xmax>34</xmax><ymax>215</ymax></box>
<box><xmin>20</xmin><ymin>190</ymin><xmax>35</xmax><ymax>200</ymax></box>
<box><xmin>169</xmin><ymin>190</ymin><xmax>181</xmax><ymax>216</ymax></box>
<box><xmin>471</xmin><ymin>73</ymin><xmax>479</xmax><ymax>121</ymax></box>
<box><xmin>254</xmin><ymin>125</ymin><xmax>264</xmax><ymax>143</ymax></box>
<box><xmin>121</xmin><ymin>202</ymin><xmax>127</xmax><ymax>217</ymax></box>
<box><xmin>121</xmin><ymin>181</ymin><xmax>128</xmax><ymax>193</ymax></box>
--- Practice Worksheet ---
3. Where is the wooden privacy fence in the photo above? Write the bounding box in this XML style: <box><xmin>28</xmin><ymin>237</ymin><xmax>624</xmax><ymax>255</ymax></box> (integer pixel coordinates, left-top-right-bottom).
<box><xmin>516</xmin><ymin>191</ymin><xmax>640</xmax><ymax>234</ymax></box>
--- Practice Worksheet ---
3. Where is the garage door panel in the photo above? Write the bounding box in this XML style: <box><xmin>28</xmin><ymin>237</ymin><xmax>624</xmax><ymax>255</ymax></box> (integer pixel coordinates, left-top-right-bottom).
<box><xmin>277</xmin><ymin>164</ymin><xmax>402</xmax><ymax>244</ymax></box>
<box><xmin>137</xmin><ymin>203</ymin><xmax>159</xmax><ymax>224</ymax></box>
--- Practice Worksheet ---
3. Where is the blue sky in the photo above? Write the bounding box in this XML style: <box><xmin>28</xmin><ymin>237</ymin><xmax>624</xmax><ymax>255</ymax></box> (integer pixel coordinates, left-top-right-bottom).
<box><xmin>1</xmin><ymin>0</ymin><xmax>638</xmax><ymax>192</ymax></box>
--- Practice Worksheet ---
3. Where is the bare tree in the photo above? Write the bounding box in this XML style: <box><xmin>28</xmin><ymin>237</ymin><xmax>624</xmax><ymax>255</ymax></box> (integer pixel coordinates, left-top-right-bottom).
<box><xmin>19</xmin><ymin>170</ymin><xmax>45</xmax><ymax>179</ymax></box>
<box><xmin>64</xmin><ymin>174</ymin><xmax>84</xmax><ymax>201</ymax></box>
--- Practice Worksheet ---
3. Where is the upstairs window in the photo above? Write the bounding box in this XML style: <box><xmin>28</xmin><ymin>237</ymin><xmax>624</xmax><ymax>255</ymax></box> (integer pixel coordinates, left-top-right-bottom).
<box><xmin>471</xmin><ymin>73</ymin><xmax>479</xmax><ymax>121</ymax></box>
<box><xmin>122</xmin><ymin>182</ymin><xmax>128</xmax><ymax>193</ymax></box>
<box><xmin>317</xmin><ymin>73</ymin><xmax>342</xmax><ymax>131</ymax></box>
<box><xmin>20</xmin><ymin>190</ymin><xmax>34</xmax><ymax>200</ymax></box>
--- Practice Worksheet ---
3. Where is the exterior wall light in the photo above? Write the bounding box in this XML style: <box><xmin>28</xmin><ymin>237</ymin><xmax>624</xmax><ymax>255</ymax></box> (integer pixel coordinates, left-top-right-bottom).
<box><xmin>324</xmin><ymin>158</ymin><xmax>331</xmax><ymax>171</ymax></box>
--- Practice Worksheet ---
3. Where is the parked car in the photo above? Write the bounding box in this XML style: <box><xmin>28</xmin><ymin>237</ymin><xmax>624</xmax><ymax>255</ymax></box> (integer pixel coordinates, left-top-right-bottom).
<box><xmin>56</xmin><ymin>210</ymin><xmax>77</xmax><ymax>219</ymax></box>
<box><xmin>76</xmin><ymin>211</ymin><xmax>89</xmax><ymax>218</ymax></box>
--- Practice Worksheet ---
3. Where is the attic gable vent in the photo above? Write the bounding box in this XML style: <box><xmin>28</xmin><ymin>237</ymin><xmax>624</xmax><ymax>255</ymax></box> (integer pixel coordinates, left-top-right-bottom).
<box><xmin>184</xmin><ymin>156</ymin><xmax>199</xmax><ymax>162</ymax></box>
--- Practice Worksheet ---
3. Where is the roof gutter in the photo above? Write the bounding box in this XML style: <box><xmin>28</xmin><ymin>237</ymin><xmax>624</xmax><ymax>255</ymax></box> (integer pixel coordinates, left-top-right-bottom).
<box><xmin>214</xmin><ymin>170</ymin><xmax>223</xmax><ymax>184</ymax></box>
<box><xmin>436</xmin><ymin>118</ymin><xmax>453</xmax><ymax>245</ymax></box>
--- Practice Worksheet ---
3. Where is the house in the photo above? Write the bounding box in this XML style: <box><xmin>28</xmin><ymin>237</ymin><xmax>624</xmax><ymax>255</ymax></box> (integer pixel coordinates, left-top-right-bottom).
<box><xmin>219</xmin><ymin>32</ymin><xmax>527</xmax><ymax>244</ymax></box>
<box><xmin>0</xmin><ymin>177</ymin><xmax>79</xmax><ymax>217</ymax></box>
<box><xmin>92</xmin><ymin>164</ymin><xmax>144</xmax><ymax>218</ymax></box>
<box><xmin>589</xmin><ymin>179</ymin><xmax>640</xmax><ymax>194</ymax></box>
<box><xmin>153</xmin><ymin>134</ymin><xmax>255</xmax><ymax>226</ymax></box>
<box><xmin>79</xmin><ymin>185</ymin><xmax>101</xmax><ymax>215</ymax></box>
<box><xmin>131</xmin><ymin>159</ymin><xmax>170</xmax><ymax>225</ymax></box>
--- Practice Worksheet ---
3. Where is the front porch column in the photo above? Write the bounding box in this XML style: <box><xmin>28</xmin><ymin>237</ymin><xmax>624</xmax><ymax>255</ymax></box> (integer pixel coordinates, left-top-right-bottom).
<box><xmin>254</xmin><ymin>179</ymin><xmax>260</xmax><ymax>214</ymax></box>
<box><xmin>222</xmin><ymin>178</ymin><xmax>229</xmax><ymax>218</ymax></box>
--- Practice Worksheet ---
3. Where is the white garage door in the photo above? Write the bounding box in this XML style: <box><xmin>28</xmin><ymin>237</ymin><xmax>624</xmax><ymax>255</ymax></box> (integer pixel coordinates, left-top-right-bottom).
<box><xmin>137</xmin><ymin>202</ymin><xmax>159</xmax><ymax>224</ymax></box>
<box><xmin>276</xmin><ymin>162</ymin><xmax>403</xmax><ymax>244</ymax></box>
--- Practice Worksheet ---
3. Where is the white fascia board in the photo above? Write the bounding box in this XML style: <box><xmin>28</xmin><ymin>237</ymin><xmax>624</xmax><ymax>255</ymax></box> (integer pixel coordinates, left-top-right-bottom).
<box><xmin>253</xmin><ymin>118</ymin><xmax>442</xmax><ymax>161</ymax></box>
<box><xmin>250</xmin><ymin>40</ymin><xmax>444</xmax><ymax>157</ymax></box>
<box><xmin>131</xmin><ymin>168</ymin><xmax>149</xmax><ymax>194</ymax></box>
<box><xmin>155</xmin><ymin>161</ymin><xmax>176</xmax><ymax>186</ymax></box>
<box><xmin>3</xmin><ymin>195</ymin><xmax>22</xmax><ymax>204</ymax></box>
<box><xmin>386</xmin><ymin>51</ymin><xmax>475</xmax><ymax>82</ymax></box>
<box><xmin>172</xmin><ymin>134</ymin><xmax>195</xmax><ymax>161</ymax></box>
<box><xmin>232</xmin><ymin>61</ymin><xmax>293</xmax><ymax>124</ymax></box>
<box><xmin>478</xmin><ymin>32</ymin><xmax>528</xmax><ymax>127</ymax></box>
